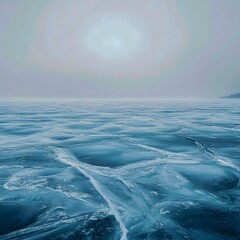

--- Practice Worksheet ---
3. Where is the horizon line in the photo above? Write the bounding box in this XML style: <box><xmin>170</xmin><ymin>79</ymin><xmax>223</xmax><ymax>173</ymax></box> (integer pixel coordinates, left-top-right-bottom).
<box><xmin>0</xmin><ymin>97</ymin><xmax>231</xmax><ymax>101</ymax></box>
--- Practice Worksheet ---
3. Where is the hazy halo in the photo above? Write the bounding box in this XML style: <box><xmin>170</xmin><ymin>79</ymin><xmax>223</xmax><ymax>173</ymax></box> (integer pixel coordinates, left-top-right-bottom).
<box><xmin>27</xmin><ymin>0</ymin><xmax>189</xmax><ymax>83</ymax></box>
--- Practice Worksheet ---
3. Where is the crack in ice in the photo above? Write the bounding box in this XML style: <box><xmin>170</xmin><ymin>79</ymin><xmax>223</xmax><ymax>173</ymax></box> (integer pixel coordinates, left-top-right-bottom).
<box><xmin>51</xmin><ymin>147</ymin><xmax>128</xmax><ymax>240</ymax></box>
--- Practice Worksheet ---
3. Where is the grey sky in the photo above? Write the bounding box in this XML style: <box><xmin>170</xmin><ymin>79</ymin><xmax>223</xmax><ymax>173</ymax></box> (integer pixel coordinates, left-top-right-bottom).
<box><xmin>0</xmin><ymin>0</ymin><xmax>240</xmax><ymax>98</ymax></box>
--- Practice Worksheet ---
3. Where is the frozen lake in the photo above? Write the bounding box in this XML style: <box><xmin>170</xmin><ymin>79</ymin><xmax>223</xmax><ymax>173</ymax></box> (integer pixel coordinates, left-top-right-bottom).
<box><xmin>0</xmin><ymin>99</ymin><xmax>239</xmax><ymax>239</ymax></box>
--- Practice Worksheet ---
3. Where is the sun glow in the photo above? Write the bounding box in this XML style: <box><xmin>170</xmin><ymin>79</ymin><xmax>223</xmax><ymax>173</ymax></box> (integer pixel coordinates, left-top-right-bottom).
<box><xmin>84</xmin><ymin>14</ymin><xmax>144</xmax><ymax>60</ymax></box>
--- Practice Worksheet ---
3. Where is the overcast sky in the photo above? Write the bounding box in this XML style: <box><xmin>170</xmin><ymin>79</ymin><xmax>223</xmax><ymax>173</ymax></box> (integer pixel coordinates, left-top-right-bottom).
<box><xmin>0</xmin><ymin>0</ymin><xmax>240</xmax><ymax>98</ymax></box>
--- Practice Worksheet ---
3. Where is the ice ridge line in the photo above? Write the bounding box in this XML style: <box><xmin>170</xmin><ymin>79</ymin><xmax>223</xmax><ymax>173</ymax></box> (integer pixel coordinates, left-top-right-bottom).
<box><xmin>51</xmin><ymin>147</ymin><xmax>128</xmax><ymax>240</ymax></box>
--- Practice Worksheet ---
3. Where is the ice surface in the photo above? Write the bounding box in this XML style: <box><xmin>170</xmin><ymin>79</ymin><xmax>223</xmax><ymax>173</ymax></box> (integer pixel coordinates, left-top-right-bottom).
<box><xmin>0</xmin><ymin>99</ymin><xmax>239</xmax><ymax>239</ymax></box>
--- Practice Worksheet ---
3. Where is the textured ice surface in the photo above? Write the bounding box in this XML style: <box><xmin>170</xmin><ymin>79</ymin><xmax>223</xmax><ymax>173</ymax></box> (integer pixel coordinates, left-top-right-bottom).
<box><xmin>0</xmin><ymin>99</ymin><xmax>239</xmax><ymax>240</ymax></box>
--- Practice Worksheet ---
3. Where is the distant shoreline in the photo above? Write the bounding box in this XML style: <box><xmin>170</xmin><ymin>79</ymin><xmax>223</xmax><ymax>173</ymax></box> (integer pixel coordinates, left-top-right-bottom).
<box><xmin>220</xmin><ymin>92</ymin><xmax>240</xmax><ymax>99</ymax></box>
